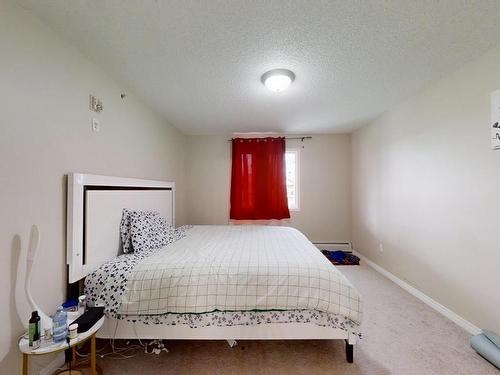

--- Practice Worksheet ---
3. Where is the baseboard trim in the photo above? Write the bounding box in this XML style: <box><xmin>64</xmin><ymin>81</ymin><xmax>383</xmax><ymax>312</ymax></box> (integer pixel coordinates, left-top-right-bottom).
<box><xmin>354</xmin><ymin>251</ymin><xmax>481</xmax><ymax>335</ymax></box>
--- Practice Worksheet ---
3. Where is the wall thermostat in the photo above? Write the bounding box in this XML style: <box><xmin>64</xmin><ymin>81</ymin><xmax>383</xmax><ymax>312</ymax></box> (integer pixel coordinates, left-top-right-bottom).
<box><xmin>492</xmin><ymin>89</ymin><xmax>500</xmax><ymax>150</ymax></box>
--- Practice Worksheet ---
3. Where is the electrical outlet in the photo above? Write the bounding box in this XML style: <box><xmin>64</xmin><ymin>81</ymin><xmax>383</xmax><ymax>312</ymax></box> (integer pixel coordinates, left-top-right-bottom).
<box><xmin>379</xmin><ymin>243</ymin><xmax>384</xmax><ymax>253</ymax></box>
<box><xmin>92</xmin><ymin>118</ymin><xmax>100</xmax><ymax>132</ymax></box>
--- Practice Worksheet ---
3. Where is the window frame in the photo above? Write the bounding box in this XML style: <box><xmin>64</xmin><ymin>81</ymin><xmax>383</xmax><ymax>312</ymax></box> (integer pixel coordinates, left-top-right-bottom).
<box><xmin>285</xmin><ymin>148</ymin><xmax>300</xmax><ymax>212</ymax></box>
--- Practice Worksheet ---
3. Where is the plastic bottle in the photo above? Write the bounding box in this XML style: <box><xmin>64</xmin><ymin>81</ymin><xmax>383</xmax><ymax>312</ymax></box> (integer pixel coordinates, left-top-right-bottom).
<box><xmin>28</xmin><ymin>311</ymin><xmax>40</xmax><ymax>348</ymax></box>
<box><xmin>52</xmin><ymin>306</ymin><xmax>68</xmax><ymax>343</ymax></box>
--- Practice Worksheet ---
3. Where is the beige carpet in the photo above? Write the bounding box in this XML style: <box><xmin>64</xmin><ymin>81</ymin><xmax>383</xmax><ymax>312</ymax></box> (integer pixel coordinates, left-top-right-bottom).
<box><xmin>92</xmin><ymin>263</ymin><xmax>497</xmax><ymax>375</ymax></box>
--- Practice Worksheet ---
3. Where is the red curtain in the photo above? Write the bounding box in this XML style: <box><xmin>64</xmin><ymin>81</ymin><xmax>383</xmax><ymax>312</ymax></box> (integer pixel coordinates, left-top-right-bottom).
<box><xmin>230</xmin><ymin>137</ymin><xmax>291</xmax><ymax>220</ymax></box>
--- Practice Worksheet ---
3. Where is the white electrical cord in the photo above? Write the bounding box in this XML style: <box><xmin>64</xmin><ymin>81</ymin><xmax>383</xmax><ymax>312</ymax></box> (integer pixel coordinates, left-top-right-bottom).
<box><xmin>133</xmin><ymin>322</ymin><xmax>147</xmax><ymax>348</ymax></box>
<box><xmin>75</xmin><ymin>320</ymin><xmax>147</xmax><ymax>361</ymax></box>
<box><xmin>73</xmin><ymin>319</ymin><xmax>169</xmax><ymax>363</ymax></box>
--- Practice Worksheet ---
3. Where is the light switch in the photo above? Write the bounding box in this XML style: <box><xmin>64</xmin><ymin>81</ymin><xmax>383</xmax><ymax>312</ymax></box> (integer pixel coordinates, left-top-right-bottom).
<box><xmin>92</xmin><ymin>118</ymin><xmax>100</xmax><ymax>132</ymax></box>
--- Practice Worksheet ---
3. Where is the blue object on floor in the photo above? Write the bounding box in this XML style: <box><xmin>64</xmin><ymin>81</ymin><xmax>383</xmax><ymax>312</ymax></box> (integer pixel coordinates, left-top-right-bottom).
<box><xmin>329</xmin><ymin>251</ymin><xmax>346</xmax><ymax>263</ymax></box>
<box><xmin>321</xmin><ymin>250</ymin><xmax>360</xmax><ymax>265</ymax></box>
<box><xmin>470</xmin><ymin>332</ymin><xmax>500</xmax><ymax>369</ymax></box>
<box><xmin>483</xmin><ymin>330</ymin><xmax>500</xmax><ymax>349</ymax></box>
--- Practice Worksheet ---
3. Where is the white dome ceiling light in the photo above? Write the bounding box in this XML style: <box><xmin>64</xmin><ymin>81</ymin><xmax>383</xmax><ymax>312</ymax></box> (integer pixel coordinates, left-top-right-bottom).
<box><xmin>261</xmin><ymin>69</ymin><xmax>295</xmax><ymax>92</ymax></box>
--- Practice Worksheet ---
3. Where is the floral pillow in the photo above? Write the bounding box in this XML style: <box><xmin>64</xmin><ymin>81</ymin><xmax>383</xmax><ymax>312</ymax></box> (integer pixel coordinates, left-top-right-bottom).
<box><xmin>120</xmin><ymin>208</ymin><xmax>136</xmax><ymax>253</ymax></box>
<box><xmin>129</xmin><ymin>210</ymin><xmax>176</xmax><ymax>252</ymax></box>
<box><xmin>120</xmin><ymin>209</ymin><xmax>173</xmax><ymax>253</ymax></box>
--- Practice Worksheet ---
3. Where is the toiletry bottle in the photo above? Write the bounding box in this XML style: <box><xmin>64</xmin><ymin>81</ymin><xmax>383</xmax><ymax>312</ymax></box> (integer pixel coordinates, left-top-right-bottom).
<box><xmin>28</xmin><ymin>311</ymin><xmax>40</xmax><ymax>349</ymax></box>
<box><xmin>52</xmin><ymin>306</ymin><xmax>68</xmax><ymax>343</ymax></box>
<box><xmin>78</xmin><ymin>295</ymin><xmax>86</xmax><ymax>315</ymax></box>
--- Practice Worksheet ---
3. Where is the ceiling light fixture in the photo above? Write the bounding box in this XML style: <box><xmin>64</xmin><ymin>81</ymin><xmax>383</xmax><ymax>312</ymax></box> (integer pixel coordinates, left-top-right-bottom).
<box><xmin>261</xmin><ymin>69</ymin><xmax>295</xmax><ymax>92</ymax></box>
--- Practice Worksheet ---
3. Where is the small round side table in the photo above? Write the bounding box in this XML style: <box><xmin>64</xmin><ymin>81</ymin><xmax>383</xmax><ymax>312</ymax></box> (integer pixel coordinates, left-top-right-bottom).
<box><xmin>18</xmin><ymin>316</ymin><xmax>104</xmax><ymax>375</ymax></box>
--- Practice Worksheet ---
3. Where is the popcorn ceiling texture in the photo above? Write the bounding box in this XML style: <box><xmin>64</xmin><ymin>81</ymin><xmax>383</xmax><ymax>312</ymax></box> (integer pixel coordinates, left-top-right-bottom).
<box><xmin>17</xmin><ymin>0</ymin><xmax>500</xmax><ymax>134</ymax></box>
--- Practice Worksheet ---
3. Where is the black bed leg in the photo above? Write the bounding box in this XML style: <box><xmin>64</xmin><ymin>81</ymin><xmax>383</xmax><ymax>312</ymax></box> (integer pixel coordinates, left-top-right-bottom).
<box><xmin>345</xmin><ymin>340</ymin><xmax>353</xmax><ymax>363</ymax></box>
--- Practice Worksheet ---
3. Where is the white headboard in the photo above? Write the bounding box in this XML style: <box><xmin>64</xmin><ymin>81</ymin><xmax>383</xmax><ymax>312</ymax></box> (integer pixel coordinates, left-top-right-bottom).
<box><xmin>66</xmin><ymin>173</ymin><xmax>175</xmax><ymax>283</ymax></box>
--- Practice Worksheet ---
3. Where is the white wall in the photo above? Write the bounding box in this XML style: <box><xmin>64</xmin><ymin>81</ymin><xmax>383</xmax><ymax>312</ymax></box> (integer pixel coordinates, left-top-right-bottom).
<box><xmin>352</xmin><ymin>45</ymin><xmax>500</xmax><ymax>333</ymax></box>
<box><xmin>186</xmin><ymin>134</ymin><xmax>352</xmax><ymax>243</ymax></box>
<box><xmin>0</xmin><ymin>2</ymin><xmax>186</xmax><ymax>373</ymax></box>
<box><xmin>5</xmin><ymin>2</ymin><xmax>499</xmax><ymax>373</ymax></box>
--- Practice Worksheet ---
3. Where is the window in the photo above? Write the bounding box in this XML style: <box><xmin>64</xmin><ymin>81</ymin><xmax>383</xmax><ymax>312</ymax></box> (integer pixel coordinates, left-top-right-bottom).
<box><xmin>285</xmin><ymin>149</ymin><xmax>300</xmax><ymax>211</ymax></box>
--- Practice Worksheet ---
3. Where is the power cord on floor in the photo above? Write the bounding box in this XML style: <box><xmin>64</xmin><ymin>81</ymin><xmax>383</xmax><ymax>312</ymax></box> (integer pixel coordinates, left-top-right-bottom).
<box><xmin>66</xmin><ymin>336</ymin><xmax>72</xmax><ymax>375</ymax></box>
<box><xmin>75</xmin><ymin>339</ymin><xmax>145</xmax><ymax>360</ymax></box>
<box><xmin>71</xmin><ymin>321</ymin><xmax>170</xmax><ymax>365</ymax></box>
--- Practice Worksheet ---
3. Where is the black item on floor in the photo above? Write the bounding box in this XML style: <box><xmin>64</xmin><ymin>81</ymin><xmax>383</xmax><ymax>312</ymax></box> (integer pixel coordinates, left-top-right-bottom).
<box><xmin>321</xmin><ymin>250</ymin><xmax>360</xmax><ymax>265</ymax></box>
<box><xmin>72</xmin><ymin>307</ymin><xmax>104</xmax><ymax>333</ymax></box>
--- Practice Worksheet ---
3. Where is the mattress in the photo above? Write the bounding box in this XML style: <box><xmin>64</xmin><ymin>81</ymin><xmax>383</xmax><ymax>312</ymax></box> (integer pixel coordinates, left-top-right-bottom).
<box><xmin>85</xmin><ymin>225</ymin><xmax>362</xmax><ymax>331</ymax></box>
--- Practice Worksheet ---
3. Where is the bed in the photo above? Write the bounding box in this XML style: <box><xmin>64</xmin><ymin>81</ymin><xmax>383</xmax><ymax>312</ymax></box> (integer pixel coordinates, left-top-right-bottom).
<box><xmin>67</xmin><ymin>173</ymin><xmax>363</xmax><ymax>363</ymax></box>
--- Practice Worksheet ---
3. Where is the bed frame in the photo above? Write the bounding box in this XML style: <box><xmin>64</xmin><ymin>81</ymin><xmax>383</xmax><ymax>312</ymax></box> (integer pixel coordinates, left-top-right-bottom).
<box><xmin>66</xmin><ymin>173</ymin><xmax>356</xmax><ymax>363</ymax></box>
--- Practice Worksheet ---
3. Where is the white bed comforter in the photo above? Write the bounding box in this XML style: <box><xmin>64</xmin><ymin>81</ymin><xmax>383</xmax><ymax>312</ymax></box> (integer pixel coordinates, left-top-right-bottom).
<box><xmin>119</xmin><ymin>225</ymin><xmax>362</xmax><ymax>324</ymax></box>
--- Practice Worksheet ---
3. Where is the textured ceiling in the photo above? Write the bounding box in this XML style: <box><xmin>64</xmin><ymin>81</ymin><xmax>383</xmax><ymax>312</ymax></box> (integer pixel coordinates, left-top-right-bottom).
<box><xmin>17</xmin><ymin>0</ymin><xmax>500</xmax><ymax>134</ymax></box>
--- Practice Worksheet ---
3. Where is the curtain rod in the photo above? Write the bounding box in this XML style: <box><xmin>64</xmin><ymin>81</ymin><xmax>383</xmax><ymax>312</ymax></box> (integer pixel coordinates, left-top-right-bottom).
<box><xmin>227</xmin><ymin>136</ymin><xmax>312</xmax><ymax>142</ymax></box>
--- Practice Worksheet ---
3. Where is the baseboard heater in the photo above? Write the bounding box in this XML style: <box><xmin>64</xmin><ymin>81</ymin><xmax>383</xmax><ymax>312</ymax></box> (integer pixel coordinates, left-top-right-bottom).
<box><xmin>313</xmin><ymin>242</ymin><xmax>352</xmax><ymax>252</ymax></box>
